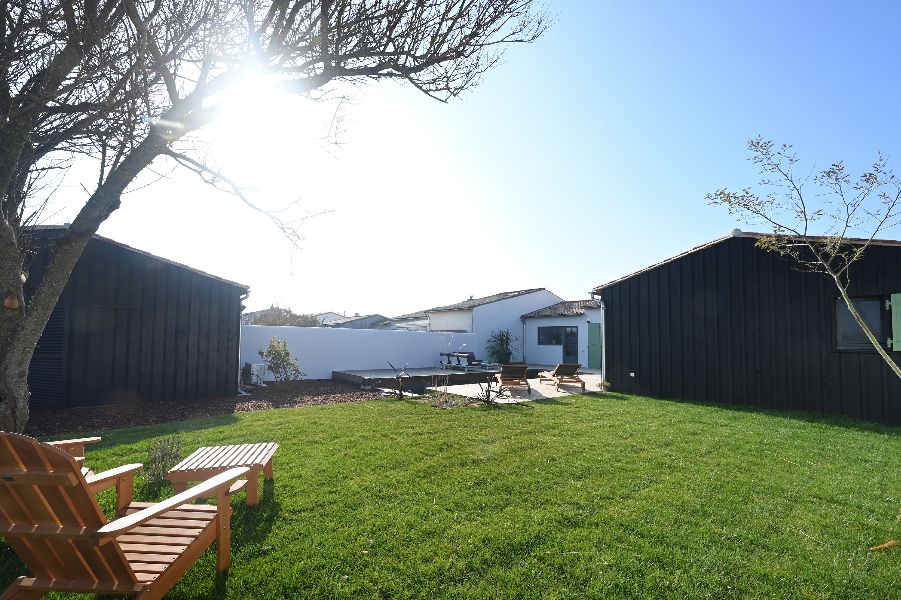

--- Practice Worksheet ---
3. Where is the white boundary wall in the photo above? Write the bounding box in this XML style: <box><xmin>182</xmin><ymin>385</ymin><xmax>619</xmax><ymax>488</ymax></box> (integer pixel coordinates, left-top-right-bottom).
<box><xmin>240</xmin><ymin>326</ymin><xmax>477</xmax><ymax>380</ymax></box>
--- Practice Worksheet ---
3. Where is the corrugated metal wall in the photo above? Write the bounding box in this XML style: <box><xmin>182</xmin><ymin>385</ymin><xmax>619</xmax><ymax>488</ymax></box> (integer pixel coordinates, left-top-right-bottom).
<box><xmin>598</xmin><ymin>236</ymin><xmax>901</xmax><ymax>423</ymax></box>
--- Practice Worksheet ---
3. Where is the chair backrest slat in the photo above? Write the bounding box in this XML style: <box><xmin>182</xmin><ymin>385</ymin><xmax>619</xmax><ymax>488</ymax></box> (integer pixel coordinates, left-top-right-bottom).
<box><xmin>554</xmin><ymin>364</ymin><xmax>581</xmax><ymax>376</ymax></box>
<box><xmin>500</xmin><ymin>363</ymin><xmax>528</xmax><ymax>379</ymax></box>
<box><xmin>0</xmin><ymin>432</ymin><xmax>136</xmax><ymax>585</ymax></box>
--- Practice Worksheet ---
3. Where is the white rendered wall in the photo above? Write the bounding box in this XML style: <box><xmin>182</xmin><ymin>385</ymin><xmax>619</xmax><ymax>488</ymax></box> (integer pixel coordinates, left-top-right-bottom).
<box><xmin>522</xmin><ymin>308</ymin><xmax>604</xmax><ymax>369</ymax></box>
<box><xmin>428</xmin><ymin>309</ymin><xmax>472</xmax><ymax>332</ymax></box>
<box><xmin>471</xmin><ymin>290</ymin><xmax>563</xmax><ymax>362</ymax></box>
<box><xmin>241</xmin><ymin>326</ymin><xmax>477</xmax><ymax>380</ymax></box>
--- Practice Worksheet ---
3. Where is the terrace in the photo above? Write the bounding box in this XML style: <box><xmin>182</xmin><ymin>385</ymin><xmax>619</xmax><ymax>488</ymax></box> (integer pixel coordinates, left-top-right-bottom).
<box><xmin>332</xmin><ymin>366</ymin><xmax>606</xmax><ymax>400</ymax></box>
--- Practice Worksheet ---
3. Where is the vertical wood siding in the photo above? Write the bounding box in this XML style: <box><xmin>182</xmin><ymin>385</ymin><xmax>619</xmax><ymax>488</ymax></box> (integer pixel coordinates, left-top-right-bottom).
<box><xmin>26</xmin><ymin>235</ymin><xmax>245</xmax><ymax>407</ymax></box>
<box><xmin>598</xmin><ymin>236</ymin><xmax>901</xmax><ymax>423</ymax></box>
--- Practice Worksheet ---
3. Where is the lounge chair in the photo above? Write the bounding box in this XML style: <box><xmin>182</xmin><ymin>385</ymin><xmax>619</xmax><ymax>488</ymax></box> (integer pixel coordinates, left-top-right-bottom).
<box><xmin>47</xmin><ymin>435</ymin><xmax>102</xmax><ymax>477</ymax></box>
<box><xmin>463</xmin><ymin>352</ymin><xmax>483</xmax><ymax>367</ymax></box>
<box><xmin>495</xmin><ymin>363</ymin><xmax>530</xmax><ymax>395</ymax></box>
<box><xmin>538</xmin><ymin>363</ymin><xmax>585</xmax><ymax>392</ymax></box>
<box><xmin>0</xmin><ymin>431</ymin><xmax>248</xmax><ymax>599</ymax></box>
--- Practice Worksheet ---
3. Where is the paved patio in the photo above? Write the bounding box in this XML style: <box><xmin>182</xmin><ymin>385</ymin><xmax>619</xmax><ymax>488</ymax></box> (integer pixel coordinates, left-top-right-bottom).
<box><xmin>427</xmin><ymin>368</ymin><xmax>605</xmax><ymax>403</ymax></box>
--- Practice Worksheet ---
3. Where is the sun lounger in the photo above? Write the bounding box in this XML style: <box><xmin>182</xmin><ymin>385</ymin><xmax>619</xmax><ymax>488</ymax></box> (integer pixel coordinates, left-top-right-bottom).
<box><xmin>538</xmin><ymin>363</ymin><xmax>585</xmax><ymax>392</ymax></box>
<box><xmin>495</xmin><ymin>363</ymin><xmax>530</xmax><ymax>395</ymax></box>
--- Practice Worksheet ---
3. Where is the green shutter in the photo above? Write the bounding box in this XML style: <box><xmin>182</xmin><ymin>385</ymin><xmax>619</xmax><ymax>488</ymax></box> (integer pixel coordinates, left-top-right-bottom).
<box><xmin>892</xmin><ymin>293</ymin><xmax>901</xmax><ymax>351</ymax></box>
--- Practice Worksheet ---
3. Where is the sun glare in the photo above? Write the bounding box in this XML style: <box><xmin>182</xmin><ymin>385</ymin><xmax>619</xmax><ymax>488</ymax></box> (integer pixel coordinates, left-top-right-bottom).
<box><xmin>203</xmin><ymin>79</ymin><xmax>336</xmax><ymax>209</ymax></box>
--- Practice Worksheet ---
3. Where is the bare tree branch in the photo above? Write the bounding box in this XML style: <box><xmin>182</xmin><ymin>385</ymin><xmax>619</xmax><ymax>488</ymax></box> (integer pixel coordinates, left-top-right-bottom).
<box><xmin>708</xmin><ymin>136</ymin><xmax>901</xmax><ymax>382</ymax></box>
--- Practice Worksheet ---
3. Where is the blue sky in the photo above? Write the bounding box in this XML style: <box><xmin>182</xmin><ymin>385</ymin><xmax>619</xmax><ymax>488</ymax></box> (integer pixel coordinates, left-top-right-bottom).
<box><xmin>93</xmin><ymin>1</ymin><xmax>901</xmax><ymax>316</ymax></box>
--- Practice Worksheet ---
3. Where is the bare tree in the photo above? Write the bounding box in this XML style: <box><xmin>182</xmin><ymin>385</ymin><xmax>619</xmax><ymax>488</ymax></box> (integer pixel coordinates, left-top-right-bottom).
<box><xmin>243</xmin><ymin>305</ymin><xmax>321</xmax><ymax>327</ymax></box>
<box><xmin>0</xmin><ymin>0</ymin><xmax>548</xmax><ymax>431</ymax></box>
<box><xmin>708</xmin><ymin>137</ymin><xmax>901</xmax><ymax>381</ymax></box>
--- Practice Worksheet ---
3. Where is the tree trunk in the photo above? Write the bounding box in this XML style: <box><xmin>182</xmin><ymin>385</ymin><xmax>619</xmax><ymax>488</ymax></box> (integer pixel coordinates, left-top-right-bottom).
<box><xmin>0</xmin><ymin>343</ymin><xmax>31</xmax><ymax>432</ymax></box>
<box><xmin>0</xmin><ymin>134</ymin><xmax>166</xmax><ymax>431</ymax></box>
<box><xmin>836</xmin><ymin>281</ymin><xmax>901</xmax><ymax>381</ymax></box>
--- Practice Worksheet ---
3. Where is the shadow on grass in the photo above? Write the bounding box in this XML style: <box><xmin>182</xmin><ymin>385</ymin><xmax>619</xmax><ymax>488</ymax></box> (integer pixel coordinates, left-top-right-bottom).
<box><xmin>531</xmin><ymin>392</ymin><xmax>630</xmax><ymax>405</ymax></box>
<box><xmin>586</xmin><ymin>392</ymin><xmax>630</xmax><ymax>401</ymax></box>
<box><xmin>0</xmin><ymin>541</ymin><xmax>24</xmax><ymax>596</ymax></box>
<box><xmin>56</xmin><ymin>413</ymin><xmax>244</xmax><ymax>447</ymax></box>
<box><xmin>531</xmin><ymin>396</ymin><xmax>569</xmax><ymax>406</ymax></box>
<box><xmin>635</xmin><ymin>393</ymin><xmax>901</xmax><ymax>437</ymax></box>
<box><xmin>214</xmin><ymin>480</ymin><xmax>280</xmax><ymax>597</ymax></box>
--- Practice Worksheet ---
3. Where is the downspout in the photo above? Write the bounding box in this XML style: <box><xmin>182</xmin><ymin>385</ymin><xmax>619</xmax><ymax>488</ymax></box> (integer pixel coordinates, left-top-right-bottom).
<box><xmin>521</xmin><ymin>317</ymin><xmax>526</xmax><ymax>364</ymax></box>
<box><xmin>590</xmin><ymin>290</ymin><xmax>606</xmax><ymax>380</ymax></box>
<box><xmin>238</xmin><ymin>289</ymin><xmax>250</xmax><ymax>394</ymax></box>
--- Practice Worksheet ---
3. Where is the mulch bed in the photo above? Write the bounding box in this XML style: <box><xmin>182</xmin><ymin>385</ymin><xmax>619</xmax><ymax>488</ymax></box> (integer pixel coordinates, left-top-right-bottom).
<box><xmin>26</xmin><ymin>380</ymin><xmax>383</xmax><ymax>437</ymax></box>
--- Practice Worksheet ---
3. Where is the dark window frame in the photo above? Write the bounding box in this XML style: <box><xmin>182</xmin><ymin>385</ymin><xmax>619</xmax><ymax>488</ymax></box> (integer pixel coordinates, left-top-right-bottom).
<box><xmin>834</xmin><ymin>296</ymin><xmax>884</xmax><ymax>353</ymax></box>
<box><xmin>538</xmin><ymin>326</ymin><xmax>564</xmax><ymax>345</ymax></box>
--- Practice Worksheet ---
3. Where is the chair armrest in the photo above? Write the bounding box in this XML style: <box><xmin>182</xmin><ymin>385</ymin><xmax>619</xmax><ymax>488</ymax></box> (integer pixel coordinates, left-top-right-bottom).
<box><xmin>86</xmin><ymin>463</ymin><xmax>143</xmax><ymax>516</ymax></box>
<box><xmin>86</xmin><ymin>463</ymin><xmax>143</xmax><ymax>492</ymax></box>
<box><xmin>47</xmin><ymin>437</ymin><xmax>102</xmax><ymax>459</ymax></box>
<box><xmin>47</xmin><ymin>436</ymin><xmax>102</xmax><ymax>448</ymax></box>
<box><xmin>45</xmin><ymin>437</ymin><xmax>102</xmax><ymax>449</ymax></box>
<box><xmin>97</xmin><ymin>467</ymin><xmax>250</xmax><ymax>538</ymax></box>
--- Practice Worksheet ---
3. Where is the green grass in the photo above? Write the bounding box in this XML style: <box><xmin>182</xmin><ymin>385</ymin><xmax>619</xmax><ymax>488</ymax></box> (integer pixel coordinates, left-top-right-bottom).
<box><xmin>4</xmin><ymin>393</ymin><xmax>901</xmax><ymax>598</ymax></box>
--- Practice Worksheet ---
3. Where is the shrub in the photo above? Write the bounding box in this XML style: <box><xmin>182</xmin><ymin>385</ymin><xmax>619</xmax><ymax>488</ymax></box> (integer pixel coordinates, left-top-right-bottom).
<box><xmin>486</xmin><ymin>329</ymin><xmax>517</xmax><ymax>363</ymax></box>
<box><xmin>259</xmin><ymin>337</ymin><xmax>304</xmax><ymax>381</ymax></box>
<box><xmin>144</xmin><ymin>435</ymin><xmax>183</xmax><ymax>496</ymax></box>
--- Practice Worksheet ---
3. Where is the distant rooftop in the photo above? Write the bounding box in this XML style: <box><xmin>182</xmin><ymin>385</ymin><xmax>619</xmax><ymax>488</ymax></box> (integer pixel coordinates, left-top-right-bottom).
<box><xmin>392</xmin><ymin>310</ymin><xmax>429</xmax><ymax>320</ymax></box>
<box><xmin>393</xmin><ymin>289</ymin><xmax>546</xmax><ymax>320</ymax></box>
<box><xmin>324</xmin><ymin>313</ymin><xmax>386</xmax><ymax>326</ymax></box>
<box><xmin>428</xmin><ymin>288</ymin><xmax>546</xmax><ymax>313</ymax></box>
<box><xmin>521</xmin><ymin>300</ymin><xmax>602</xmax><ymax>319</ymax></box>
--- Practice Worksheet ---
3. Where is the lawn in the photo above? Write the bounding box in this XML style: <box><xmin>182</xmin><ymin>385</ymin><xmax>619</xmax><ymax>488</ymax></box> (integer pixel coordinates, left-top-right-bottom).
<box><xmin>3</xmin><ymin>392</ymin><xmax>901</xmax><ymax>599</ymax></box>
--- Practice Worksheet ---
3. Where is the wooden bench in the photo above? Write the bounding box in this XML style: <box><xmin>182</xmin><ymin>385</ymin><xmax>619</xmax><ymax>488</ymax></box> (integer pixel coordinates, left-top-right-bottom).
<box><xmin>166</xmin><ymin>443</ymin><xmax>279</xmax><ymax>506</ymax></box>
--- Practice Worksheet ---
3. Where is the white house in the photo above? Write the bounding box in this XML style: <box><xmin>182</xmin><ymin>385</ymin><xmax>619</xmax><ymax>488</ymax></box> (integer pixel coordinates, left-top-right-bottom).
<box><xmin>426</xmin><ymin>288</ymin><xmax>563</xmax><ymax>361</ymax></box>
<box><xmin>521</xmin><ymin>300</ymin><xmax>604</xmax><ymax>372</ymax></box>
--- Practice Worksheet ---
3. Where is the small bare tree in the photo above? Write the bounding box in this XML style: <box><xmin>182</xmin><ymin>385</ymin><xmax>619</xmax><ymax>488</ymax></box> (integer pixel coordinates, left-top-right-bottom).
<box><xmin>707</xmin><ymin>137</ymin><xmax>901</xmax><ymax>381</ymax></box>
<box><xmin>243</xmin><ymin>305</ymin><xmax>320</xmax><ymax>327</ymax></box>
<box><xmin>0</xmin><ymin>0</ymin><xmax>548</xmax><ymax>431</ymax></box>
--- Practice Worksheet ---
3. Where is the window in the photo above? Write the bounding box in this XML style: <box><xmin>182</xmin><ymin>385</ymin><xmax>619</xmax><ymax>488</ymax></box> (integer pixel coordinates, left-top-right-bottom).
<box><xmin>538</xmin><ymin>326</ymin><xmax>563</xmax><ymax>345</ymax></box>
<box><xmin>836</xmin><ymin>298</ymin><xmax>883</xmax><ymax>351</ymax></box>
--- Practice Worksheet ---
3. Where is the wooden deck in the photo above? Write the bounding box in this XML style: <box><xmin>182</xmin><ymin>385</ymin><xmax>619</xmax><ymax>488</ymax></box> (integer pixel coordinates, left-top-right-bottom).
<box><xmin>332</xmin><ymin>365</ymin><xmax>558</xmax><ymax>390</ymax></box>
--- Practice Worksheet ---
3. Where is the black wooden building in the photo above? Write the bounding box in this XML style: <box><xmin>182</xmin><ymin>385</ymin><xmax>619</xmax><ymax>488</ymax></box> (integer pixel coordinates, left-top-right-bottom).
<box><xmin>592</xmin><ymin>231</ymin><xmax>901</xmax><ymax>424</ymax></box>
<box><xmin>25</xmin><ymin>228</ymin><xmax>248</xmax><ymax>408</ymax></box>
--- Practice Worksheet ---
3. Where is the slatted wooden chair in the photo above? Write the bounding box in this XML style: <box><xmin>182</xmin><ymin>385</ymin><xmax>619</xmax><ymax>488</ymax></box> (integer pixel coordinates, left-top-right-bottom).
<box><xmin>538</xmin><ymin>363</ymin><xmax>585</xmax><ymax>392</ymax></box>
<box><xmin>0</xmin><ymin>431</ymin><xmax>249</xmax><ymax>599</ymax></box>
<box><xmin>495</xmin><ymin>363</ymin><xmax>530</xmax><ymax>395</ymax></box>
<box><xmin>46</xmin><ymin>436</ymin><xmax>102</xmax><ymax>477</ymax></box>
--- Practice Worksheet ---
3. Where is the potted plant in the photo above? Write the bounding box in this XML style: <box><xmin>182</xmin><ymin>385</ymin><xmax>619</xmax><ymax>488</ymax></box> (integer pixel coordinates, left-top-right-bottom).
<box><xmin>597</xmin><ymin>380</ymin><xmax>611</xmax><ymax>393</ymax></box>
<box><xmin>486</xmin><ymin>329</ymin><xmax>517</xmax><ymax>364</ymax></box>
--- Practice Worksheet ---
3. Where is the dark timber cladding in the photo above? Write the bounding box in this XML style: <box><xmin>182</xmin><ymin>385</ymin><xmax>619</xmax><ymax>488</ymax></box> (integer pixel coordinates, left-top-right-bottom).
<box><xmin>593</xmin><ymin>233</ymin><xmax>901</xmax><ymax>424</ymax></box>
<box><xmin>25</xmin><ymin>229</ymin><xmax>248</xmax><ymax>408</ymax></box>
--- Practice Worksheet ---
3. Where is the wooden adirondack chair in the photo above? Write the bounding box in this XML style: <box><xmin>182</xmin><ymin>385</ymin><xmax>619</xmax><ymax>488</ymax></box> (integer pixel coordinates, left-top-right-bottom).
<box><xmin>0</xmin><ymin>432</ymin><xmax>249</xmax><ymax>599</ymax></box>
<box><xmin>538</xmin><ymin>363</ymin><xmax>585</xmax><ymax>392</ymax></box>
<box><xmin>495</xmin><ymin>363</ymin><xmax>530</xmax><ymax>395</ymax></box>
<box><xmin>46</xmin><ymin>436</ymin><xmax>102</xmax><ymax>477</ymax></box>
